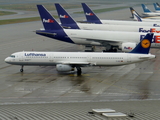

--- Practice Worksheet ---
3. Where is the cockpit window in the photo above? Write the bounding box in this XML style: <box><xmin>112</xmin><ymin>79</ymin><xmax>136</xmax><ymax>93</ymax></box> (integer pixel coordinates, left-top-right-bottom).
<box><xmin>10</xmin><ymin>55</ymin><xmax>15</xmax><ymax>58</ymax></box>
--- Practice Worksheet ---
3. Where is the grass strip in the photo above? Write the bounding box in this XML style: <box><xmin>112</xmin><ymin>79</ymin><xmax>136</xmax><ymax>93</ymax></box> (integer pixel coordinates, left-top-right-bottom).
<box><xmin>0</xmin><ymin>15</ymin><xmax>58</xmax><ymax>25</ymax></box>
<box><xmin>0</xmin><ymin>11</ymin><xmax>16</xmax><ymax>16</ymax></box>
<box><xmin>75</xmin><ymin>6</ymin><xmax>129</xmax><ymax>14</ymax></box>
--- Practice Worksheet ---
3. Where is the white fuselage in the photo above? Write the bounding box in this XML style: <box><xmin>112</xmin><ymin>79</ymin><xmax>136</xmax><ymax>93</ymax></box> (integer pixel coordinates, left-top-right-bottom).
<box><xmin>142</xmin><ymin>12</ymin><xmax>160</xmax><ymax>17</ymax></box>
<box><xmin>76</xmin><ymin>23</ymin><xmax>160</xmax><ymax>33</ymax></box>
<box><xmin>90</xmin><ymin>20</ymin><xmax>160</xmax><ymax>27</ymax></box>
<box><xmin>134</xmin><ymin>17</ymin><xmax>160</xmax><ymax>22</ymax></box>
<box><xmin>5</xmin><ymin>51</ymin><xmax>155</xmax><ymax>67</ymax></box>
<box><xmin>61</xmin><ymin>29</ymin><xmax>160</xmax><ymax>48</ymax></box>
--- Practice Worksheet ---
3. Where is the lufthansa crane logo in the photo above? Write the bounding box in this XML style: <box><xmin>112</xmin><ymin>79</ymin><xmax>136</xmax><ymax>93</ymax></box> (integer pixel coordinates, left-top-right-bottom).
<box><xmin>141</xmin><ymin>39</ymin><xmax>150</xmax><ymax>48</ymax></box>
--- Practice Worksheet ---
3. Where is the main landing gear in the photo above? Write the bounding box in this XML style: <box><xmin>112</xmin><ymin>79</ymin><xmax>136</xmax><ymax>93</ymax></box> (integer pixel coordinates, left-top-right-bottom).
<box><xmin>20</xmin><ymin>65</ymin><xmax>24</xmax><ymax>72</ymax></box>
<box><xmin>103</xmin><ymin>46</ymin><xmax>117</xmax><ymax>52</ymax></box>
<box><xmin>76</xmin><ymin>67</ymin><xmax>82</xmax><ymax>76</ymax></box>
<box><xmin>84</xmin><ymin>45</ymin><xmax>95</xmax><ymax>52</ymax></box>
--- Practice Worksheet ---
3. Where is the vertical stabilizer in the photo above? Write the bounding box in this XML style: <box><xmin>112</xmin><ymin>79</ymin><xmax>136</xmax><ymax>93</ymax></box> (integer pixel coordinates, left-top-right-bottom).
<box><xmin>153</xmin><ymin>3</ymin><xmax>160</xmax><ymax>11</ymax></box>
<box><xmin>141</xmin><ymin>4</ymin><xmax>151</xmax><ymax>13</ymax></box>
<box><xmin>81</xmin><ymin>3</ymin><xmax>102</xmax><ymax>24</ymax></box>
<box><xmin>37</xmin><ymin>5</ymin><xmax>63</xmax><ymax>30</ymax></box>
<box><xmin>55</xmin><ymin>3</ymin><xmax>80</xmax><ymax>29</ymax></box>
<box><xmin>130</xmin><ymin>7</ymin><xmax>142</xmax><ymax>21</ymax></box>
<box><xmin>130</xmin><ymin>33</ymin><xmax>153</xmax><ymax>54</ymax></box>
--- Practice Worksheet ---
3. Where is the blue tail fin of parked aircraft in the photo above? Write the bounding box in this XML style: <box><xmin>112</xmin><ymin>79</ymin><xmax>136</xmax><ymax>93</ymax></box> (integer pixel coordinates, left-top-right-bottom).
<box><xmin>130</xmin><ymin>33</ymin><xmax>153</xmax><ymax>54</ymax></box>
<box><xmin>37</xmin><ymin>5</ymin><xmax>63</xmax><ymax>30</ymax></box>
<box><xmin>36</xmin><ymin>5</ymin><xmax>74</xmax><ymax>44</ymax></box>
<box><xmin>81</xmin><ymin>3</ymin><xmax>102</xmax><ymax>24</ymax></box>
<box><xmin>54</xmin><ymin>3</ymin><xmax>80</xmax><ymax>29</ymax></box>
<box><xmin>153</xmin><ymin>3</ymin><xmax>160</xmax><ymax>11</ymax></box>
<box><xmin>141</xmin><ymin>4</ymin><xmax>151</xmax><ymax>13</ymax></box>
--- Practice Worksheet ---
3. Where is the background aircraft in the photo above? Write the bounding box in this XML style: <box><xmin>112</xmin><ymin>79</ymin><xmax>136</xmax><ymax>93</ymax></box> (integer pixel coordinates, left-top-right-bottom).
<box><xmin>80</xmin><ymin>3</ymin><xmax>160</xmax><ymax>27</ymax></box>
<box><xmin>36</xmin><ymin>5</ymin><xmax>160</xmax><ymax>52</ymax></box>
<box><xmin>132</xmin><ymin>7</ymin><xmax>160</xmax><ymax>22</ymax></box>
<box><xmin>55</xmin><ymin>3</ymin><xmax>160</xmax><ymax>33</ymax></box>
<box><xmin>141</xmin><ymin>4</ymin><xmax>160</xmax><ymax>16</ymax></box>
<box><xmin>5</xmin><ymin>33</ymin><xmax>155</xmax><ymax>76</ymax></box>
<box><xmin>153</xmin><ymin>3</ymin><xmax>160</xmax><ymax>12</ymax></box>
<box><xmin>130</xmin><ymin>7</ymin><xmax>160</xmax><ymax>19</ymax></box>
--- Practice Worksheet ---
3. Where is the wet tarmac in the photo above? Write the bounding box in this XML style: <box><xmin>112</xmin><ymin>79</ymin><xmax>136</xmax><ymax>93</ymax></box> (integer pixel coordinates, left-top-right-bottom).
<box><xmin>0</xmin><ymin>2</ymin><xmax>160</xmax><ymax>120</ymax></box>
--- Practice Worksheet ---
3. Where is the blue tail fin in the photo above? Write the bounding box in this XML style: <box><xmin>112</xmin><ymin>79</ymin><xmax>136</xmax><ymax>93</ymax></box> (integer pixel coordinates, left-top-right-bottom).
<box><xmin>153</xmin><ymin>3</ymin><xmax>160</xmax><ymax>11</ymax></box>
<box><xmin>141</xmin><ymin>4</ymin><xmax>151</xmax><ymax>13</ymax></box>
<box><xmin>37</xmin><ymin>5</ymin><xmax>63</xmax><ymax>30</ymax></box>
<box><xmin>36</xmin><ymin>5</ymin><xmax>74</xmax><ymax>44</ymax></box>
<box><xmin>54</xmin><ymin>3</ymin><xmax>80</xmax><ymax>29</ymax></box>
<box><xmin>81</xmin><ymin>3</ymin><xmax>102</xmax><ymax>24</ymax></box>
<box><xmin>130</xmin><ymin>33</ymin><xmax>153</xmax><ymax>54</ymax></box>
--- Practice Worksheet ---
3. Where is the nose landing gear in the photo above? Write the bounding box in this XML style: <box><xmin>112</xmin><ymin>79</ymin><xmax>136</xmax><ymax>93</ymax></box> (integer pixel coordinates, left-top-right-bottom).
<box><xmin>20</xmin><ymin>65</ymin><xmax>23</xmax><ymax>72</ymax></box>
<box><xmin>76</xmin><ymin>67</ymin><xmax>82</xmax><ymax>76</ymax></box>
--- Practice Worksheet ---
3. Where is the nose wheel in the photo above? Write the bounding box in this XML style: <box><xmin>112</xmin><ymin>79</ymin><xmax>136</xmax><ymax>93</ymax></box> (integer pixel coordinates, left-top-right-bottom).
<box><xmin>20</xmin><ymin>65</ymin><xmax>24</xmax><ymax>72</ymax></box>
<box><xmin>76</xmin><ymin>67</ymin><xmax>82</xmax><ymax>76</ymax></box>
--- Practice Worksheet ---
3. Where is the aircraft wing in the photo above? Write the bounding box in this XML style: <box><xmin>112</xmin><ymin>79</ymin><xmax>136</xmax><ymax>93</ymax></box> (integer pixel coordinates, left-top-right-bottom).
<box><xmin>36</xmin><ymin>31</ymin><xmax>121</xmax><ymax>45</ymax></box>
<box><xmin>56</xmin><ymin>61</ymin><xmax>96</xmax><ymax>66</ymax></box>
<box><xmin>72</xmin><ymin>37</ymin><xmax>121</xmax><ymax>46</ymax></box>
<box><xmin>86</xmin><ymin>38</ymin><xmax>120</xmax><ymax>43</ymax></box>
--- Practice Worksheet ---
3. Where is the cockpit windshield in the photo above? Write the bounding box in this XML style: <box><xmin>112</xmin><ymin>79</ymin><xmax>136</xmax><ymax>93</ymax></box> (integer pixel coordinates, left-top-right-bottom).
<box><xmin>10</xmin><ymin>55</ymin><xmax>15</xmax><ymax>58</ymax></box>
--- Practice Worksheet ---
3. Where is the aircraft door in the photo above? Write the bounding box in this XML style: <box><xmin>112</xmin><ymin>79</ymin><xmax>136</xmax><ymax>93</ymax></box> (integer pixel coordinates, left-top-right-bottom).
<box><xmin>87</xmin><ymin>55</ymin><xmax>91</xmax><ymax>62</ymax></box>
<box><xmin>49</xmin><ymin>53</ymin><xmax>54</xmax><ymax>62</ymax></box>
<box><xmin>19</xmin><ymin>52</ymin><xmax>24</xmax><ymax>62</ymax></box>
<box><xmin>127</xmin><ymin>55</ymin><xmax>131</xmax><ymax>63</ymax></box>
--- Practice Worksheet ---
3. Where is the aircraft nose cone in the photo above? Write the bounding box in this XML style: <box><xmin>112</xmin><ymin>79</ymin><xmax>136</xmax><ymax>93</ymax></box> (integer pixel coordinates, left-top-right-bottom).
<box><xmin>5</xmin><ymin>57</ymin><xmax>10</xmax><ymax>63</ymax></box>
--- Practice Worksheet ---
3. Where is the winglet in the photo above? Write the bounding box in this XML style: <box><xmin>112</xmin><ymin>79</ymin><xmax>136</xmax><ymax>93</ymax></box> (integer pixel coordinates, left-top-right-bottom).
<box><xmin>141</xmin><ymin>4</ymin><xmax>151</xmax><ymax>13</ymax></box>
<box><xmin>81</xmin><ymin>3</ymin><xmax>102</xmax><ymax>24</ymax></box>
<box><xmin>129</xmin><ymin>33</ymin><xmax>153</xmax><ymax>54</ymax></box>
<box><xmin>54</xmin><ymin>3</ymin><xmax>80</xmax><ymax>29</ymax></box>
<box><xmin>37</xmin><ymin>5</ymin><xmax>63</xmax><ymax>30</ymax></box>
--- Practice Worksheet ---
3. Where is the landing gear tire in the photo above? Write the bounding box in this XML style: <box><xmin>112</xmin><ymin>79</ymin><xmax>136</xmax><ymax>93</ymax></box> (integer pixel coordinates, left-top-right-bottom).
<box><xmin>76</xmin><ymin>67</ymin><xmax>82</xmax><ymax>76</ymax></box>
<box><xmin>113</xmin><ymin>48</ymin><xmax>117</xmax><ymax>52</ymax></box>
<box><xmin>20</xmin><ymin>69</ymin><xmax>23</xmax><ymax>72</ymax></box>
<box><xmin>103</xmin><ymin>48</ymin><xmax>117</xmax><ymax>52</ymax></box>
<box><xmin>20</xmin><ymin>65</ymin><xmax>24</xmax><ymax>72</ymax></box>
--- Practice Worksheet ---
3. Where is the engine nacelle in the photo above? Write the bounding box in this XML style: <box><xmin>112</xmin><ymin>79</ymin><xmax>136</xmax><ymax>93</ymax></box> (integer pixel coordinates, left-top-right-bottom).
<box><xmin>121</xmin><ymin>42</ymin><xmax>137</xmax><ymax>52</ymax></box>
<box><xmin>56</xmin><ymin>64</ymin><xmax>73</xmax><ymax>72</ymax></box>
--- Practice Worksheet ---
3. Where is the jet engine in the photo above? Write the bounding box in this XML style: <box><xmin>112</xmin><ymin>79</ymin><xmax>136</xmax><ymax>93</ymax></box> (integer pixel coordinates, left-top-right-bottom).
<box><xmin>56</xmin><ymin>64</ymin><xmax>74</xmax><ymax>72</ymax></box>
<box><xmin>121</xmin><ymin>42</ymin><xmax>137</xmax><ymax>52</ymax></box>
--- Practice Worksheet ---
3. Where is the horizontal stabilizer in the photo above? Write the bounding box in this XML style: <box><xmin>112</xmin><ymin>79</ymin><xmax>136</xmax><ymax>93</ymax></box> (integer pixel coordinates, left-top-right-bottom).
<box><xmin>139</xmin><ymin>56</ymin><xmax>150</xmax><ymax>59</ymax></box>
